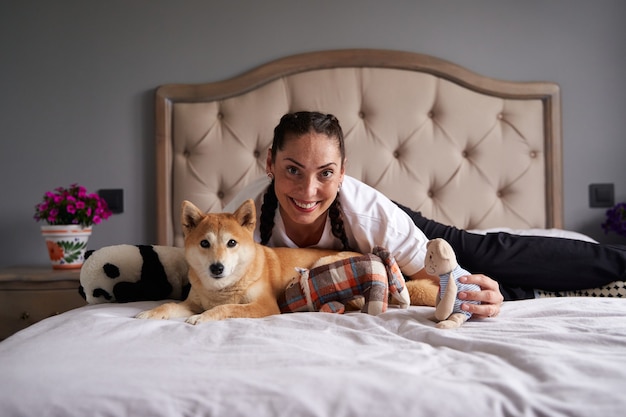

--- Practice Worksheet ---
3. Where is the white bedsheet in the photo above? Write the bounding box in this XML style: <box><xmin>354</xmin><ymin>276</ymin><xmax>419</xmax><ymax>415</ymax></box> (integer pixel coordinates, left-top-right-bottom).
<box><xmin>1</xmin><ymin>298</ymin><xmax>624</xmax><ymax>417</ymax></box>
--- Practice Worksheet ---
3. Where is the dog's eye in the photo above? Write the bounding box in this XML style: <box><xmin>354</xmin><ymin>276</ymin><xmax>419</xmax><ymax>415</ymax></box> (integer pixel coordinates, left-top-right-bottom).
<box><xmin>227</xmin><ymin>239</ymin><xmax>237</xmax><ymax>248</ymax></box>
<box><xmin>200</xmin><ymin>240</ymin><xmax>210</xmax><ymax>248</ymax></box>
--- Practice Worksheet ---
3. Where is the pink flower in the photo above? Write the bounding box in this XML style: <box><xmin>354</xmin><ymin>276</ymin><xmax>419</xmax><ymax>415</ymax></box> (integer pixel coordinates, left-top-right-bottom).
<box><xmin>34</xmin><ymin>184</ymin><xmax>112</xmax><ymax>227</ymax></box>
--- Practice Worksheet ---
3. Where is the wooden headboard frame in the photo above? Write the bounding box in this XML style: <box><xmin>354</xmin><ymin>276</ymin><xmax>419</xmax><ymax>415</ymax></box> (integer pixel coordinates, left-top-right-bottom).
<box><xmin>155</xmin><ymin>49</ymin><xmax>562</xmax><ymax>247</ymax></box>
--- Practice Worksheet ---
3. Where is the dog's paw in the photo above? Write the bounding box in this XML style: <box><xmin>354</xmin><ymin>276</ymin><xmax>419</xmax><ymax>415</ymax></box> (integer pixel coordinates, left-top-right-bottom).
<box><xmin>186</xmin><ymin>309</ymin><xmax>226</xmax><ymax>324</ymax></box>
<box><xmin>185</xmin><ymin>313</ymin><xmax>209</xmax><ymax>325</ymax></box>
<box><xmin>136</xmin><ymin>310</ymin><xmax>169</xmax><ymax>320</ymax></box>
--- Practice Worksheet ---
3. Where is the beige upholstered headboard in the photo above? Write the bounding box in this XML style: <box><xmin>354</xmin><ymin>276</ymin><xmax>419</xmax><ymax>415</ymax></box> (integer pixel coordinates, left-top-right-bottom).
<box><xmin>155</xmin><ymin>49</ymin><xmax>562</xmax><ymax>247</ymax></box>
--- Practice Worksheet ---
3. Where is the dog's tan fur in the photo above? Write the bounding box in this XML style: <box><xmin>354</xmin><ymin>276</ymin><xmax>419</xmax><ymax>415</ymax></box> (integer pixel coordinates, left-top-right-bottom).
<box><xmin>136</xmin><ymin>199</ymin><xmax>436</xmax><ymax>324</ymax></box>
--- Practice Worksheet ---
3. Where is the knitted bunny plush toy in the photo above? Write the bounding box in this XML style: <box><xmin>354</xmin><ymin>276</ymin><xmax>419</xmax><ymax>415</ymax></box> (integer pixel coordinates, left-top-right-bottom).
<box><xmin>278</xmin><ymin>246</ymin><xmax>410</xmax><ymax>315</ymax></box>
<box><xmin>425</xmin><ymin>238</ymin><xmax>480</xmax><ymax>329</ymax></box>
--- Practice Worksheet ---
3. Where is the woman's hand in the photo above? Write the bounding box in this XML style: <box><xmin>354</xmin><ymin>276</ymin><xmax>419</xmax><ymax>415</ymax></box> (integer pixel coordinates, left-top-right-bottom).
<box><xmin>457</xmin><ymin>274</ymin><xmax>503</xmax><ymax>319</ymax></box>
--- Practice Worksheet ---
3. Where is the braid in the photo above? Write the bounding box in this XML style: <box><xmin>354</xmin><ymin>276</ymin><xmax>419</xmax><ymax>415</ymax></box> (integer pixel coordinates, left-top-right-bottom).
<box><xmin>328</xmin><ymin>198</ymin><xmax>353</xmax><ymax>251</ymax></box>
<box><xmin>259</xmin><ymin>181</ymin><xmax>278</xmax><ymax>246</ymax></box>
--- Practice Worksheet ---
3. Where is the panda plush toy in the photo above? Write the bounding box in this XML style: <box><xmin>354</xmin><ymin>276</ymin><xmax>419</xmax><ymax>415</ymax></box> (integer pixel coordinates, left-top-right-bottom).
<box><xmin>79</xmin><ymin>244</ymin><xmax>190</xmax><ymax>304</ymax></box>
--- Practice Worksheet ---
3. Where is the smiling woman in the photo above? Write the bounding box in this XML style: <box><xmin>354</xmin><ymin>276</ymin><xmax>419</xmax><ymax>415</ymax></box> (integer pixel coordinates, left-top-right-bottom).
<box><xmin>265</xmin><ymin>113</ymin><xmax>347</xmax><ymax>249</ymax></box>
<box><xmin>225</xmin><ymin>108</ymin><xmax>626</xmax><ymax>318</ymax></box>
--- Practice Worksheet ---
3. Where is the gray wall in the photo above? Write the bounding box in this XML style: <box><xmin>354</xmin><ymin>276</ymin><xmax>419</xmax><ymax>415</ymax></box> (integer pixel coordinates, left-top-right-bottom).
<box><xmin>1</xmin><ymin>0</ymin><xmax>625</xmax><ymax>267</ymax></box>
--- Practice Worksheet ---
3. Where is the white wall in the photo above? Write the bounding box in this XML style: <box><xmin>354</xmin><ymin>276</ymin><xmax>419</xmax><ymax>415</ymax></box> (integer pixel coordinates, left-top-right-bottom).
<box><xmin>1</xmin><ymin>0</ymin><xmax>625</xmax><ymax>267</ymax></box>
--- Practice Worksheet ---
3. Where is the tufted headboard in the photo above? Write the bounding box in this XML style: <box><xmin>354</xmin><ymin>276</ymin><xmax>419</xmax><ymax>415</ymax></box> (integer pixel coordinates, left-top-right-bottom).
<box><xmin>155</xmin><ymin>49</ymin><xmax>562</xmax><ymax>247</ymax></box>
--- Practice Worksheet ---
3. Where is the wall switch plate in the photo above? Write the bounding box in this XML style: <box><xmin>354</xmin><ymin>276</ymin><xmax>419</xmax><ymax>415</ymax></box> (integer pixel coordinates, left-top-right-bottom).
<box><xmin>589</xmin><ymin>183</ymin><xmax>614</xmax><ymax>208</ymax></box>
<box><xmin>99</xmin><ymin>189</ymin><xmax>124</xmax><ymax>214</ymax></box>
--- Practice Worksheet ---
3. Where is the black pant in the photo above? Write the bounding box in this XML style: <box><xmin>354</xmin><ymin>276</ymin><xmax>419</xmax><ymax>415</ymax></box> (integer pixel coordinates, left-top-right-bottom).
<box><xmin>396</xmin><ymin>203</ymin><xmax>626</xmax><ymax>300</ymax></box>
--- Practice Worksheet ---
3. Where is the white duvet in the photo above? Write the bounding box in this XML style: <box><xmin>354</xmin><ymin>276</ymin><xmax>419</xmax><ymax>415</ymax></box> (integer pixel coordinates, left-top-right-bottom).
<box><xmin>1</xmin><ymin>297</ymin><xmax>624</xmax><ymax>417</ymax></box>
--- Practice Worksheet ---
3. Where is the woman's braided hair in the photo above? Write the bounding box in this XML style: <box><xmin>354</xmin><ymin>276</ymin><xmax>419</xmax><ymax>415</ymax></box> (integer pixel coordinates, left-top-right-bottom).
<box><xmin>260</xmin><ymin>111</ymin><xmax>352</xmax><ymax>250</ymax></box>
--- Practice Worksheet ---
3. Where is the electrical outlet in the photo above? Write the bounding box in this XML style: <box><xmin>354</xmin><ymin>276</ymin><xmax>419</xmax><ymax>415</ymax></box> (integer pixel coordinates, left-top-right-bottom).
<box><xmin>589</xmin><ymin>183</ymin><xmax>614</xmax><ymax>208</ymax></box>
<box><xmin>99</xmin><ymin>189</ymin><xmax>124</xmax><ymax>213</ymax></box>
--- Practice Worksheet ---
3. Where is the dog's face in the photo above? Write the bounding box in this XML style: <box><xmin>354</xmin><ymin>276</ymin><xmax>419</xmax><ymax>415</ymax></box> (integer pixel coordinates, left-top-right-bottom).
<box><xmin>181</xmin><ymin>199</ymin><xmax>257</xmax><ymax>290</ymax></box>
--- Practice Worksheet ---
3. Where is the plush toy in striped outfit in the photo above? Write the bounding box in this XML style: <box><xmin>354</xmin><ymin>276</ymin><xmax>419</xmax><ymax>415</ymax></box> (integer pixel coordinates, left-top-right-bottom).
<box><xmin>278</xmin><ymin>246</ymin><xmax>410</xmax><ymax>315</ymax></box>
<box><xmin>425</xmin><ymin>238</ymin><xmax>480</xmax><ymax>329</ymax></box>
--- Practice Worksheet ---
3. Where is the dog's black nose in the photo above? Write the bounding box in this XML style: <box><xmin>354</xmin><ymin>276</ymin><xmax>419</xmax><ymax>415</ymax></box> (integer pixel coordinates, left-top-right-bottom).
<box><xmin>210</xmin><ymin>263</ymin><xmax>224</xmax><ymax>277</ymax></box>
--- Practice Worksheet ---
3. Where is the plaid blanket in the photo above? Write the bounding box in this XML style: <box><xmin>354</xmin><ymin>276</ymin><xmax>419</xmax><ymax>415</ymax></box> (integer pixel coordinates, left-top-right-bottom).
<box><xmin>278</xmin><ymin>246</ymin><xmax>410</xmax><ymax>315</ymax></box>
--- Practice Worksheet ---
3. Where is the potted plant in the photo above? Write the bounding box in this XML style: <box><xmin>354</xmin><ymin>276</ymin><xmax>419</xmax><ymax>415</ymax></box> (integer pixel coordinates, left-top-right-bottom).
<box><xmin>34</xmin><ymin>184</ymin><xmax>112</xmax><ymax>269</ymax></box>
<box><xmin>601</xmin><ymin>202</ymin><xmax>626</xmax><ymax>238</ymax></box>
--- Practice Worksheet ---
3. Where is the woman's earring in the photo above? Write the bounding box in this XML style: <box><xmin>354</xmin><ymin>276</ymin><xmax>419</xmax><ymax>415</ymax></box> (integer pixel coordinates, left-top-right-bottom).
<box><xmin>338</xmin><ymin>182</ymin><xmax>342</xmax><ymax>192</ymax></box>
<box><xmin>267</xmin><ymin>172</ymin><xmax>274</xmax><ymax>180</ymax></box>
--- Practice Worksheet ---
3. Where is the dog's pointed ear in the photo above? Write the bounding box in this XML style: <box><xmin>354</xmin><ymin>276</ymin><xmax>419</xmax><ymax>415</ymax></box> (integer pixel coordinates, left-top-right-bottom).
<box><xmin>181</xmin><ymin>200</ymin><xmax>206</xmax><ymax>236</ymax></box>
<box><xmin>233</xmin><ymin>199</ymin><xmax>257</xmax><ymax>232</ymax></box>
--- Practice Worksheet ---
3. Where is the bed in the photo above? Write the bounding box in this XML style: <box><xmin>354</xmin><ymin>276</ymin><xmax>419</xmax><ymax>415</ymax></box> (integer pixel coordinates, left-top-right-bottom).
<box><xmin>1</xmin><ymin>49</ymin><xmax>624</xmax><ymax>417</ymax></box>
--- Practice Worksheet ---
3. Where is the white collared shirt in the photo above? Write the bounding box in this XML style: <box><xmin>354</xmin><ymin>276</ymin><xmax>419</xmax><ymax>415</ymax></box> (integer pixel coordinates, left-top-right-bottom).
<box><xmin>224</xmin><ymin>175</ymin><xmax>427</xmax><ymax>276</ymax></box>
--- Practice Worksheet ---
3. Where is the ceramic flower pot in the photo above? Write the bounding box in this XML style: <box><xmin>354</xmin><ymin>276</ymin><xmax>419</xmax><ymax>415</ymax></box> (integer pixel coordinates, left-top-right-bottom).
<box><xmin>40</xmin><ymin>225</ymin><xmax>92</xmax><ymax>269</ymax></box>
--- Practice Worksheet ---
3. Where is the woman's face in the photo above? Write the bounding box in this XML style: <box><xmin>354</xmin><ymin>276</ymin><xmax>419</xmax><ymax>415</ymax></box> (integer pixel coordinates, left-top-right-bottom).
<box><xmin>267</xmin><ymin>131</ymin><xmax>345</xmax><ymax>229</ymax></box>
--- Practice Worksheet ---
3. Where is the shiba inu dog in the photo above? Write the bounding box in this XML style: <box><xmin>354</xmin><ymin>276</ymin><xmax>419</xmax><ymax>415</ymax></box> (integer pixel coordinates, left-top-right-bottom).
<box><xmin>136</xmin><ymin>199</ymin><xmax>359</xmax><ymax>324</ymax></box>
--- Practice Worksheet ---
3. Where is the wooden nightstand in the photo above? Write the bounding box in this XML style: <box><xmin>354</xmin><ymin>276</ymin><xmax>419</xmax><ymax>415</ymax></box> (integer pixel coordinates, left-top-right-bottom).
<box><xmin>0</xmin><ymin>266</ymin><xmax>87</xmax><ymax>340</ymax></box>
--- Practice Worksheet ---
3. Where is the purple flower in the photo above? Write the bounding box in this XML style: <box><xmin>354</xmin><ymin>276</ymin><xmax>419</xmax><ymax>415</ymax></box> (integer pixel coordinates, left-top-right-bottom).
<box><xmin>601</xmin><ymin>202</ymin><xmax>626</xmax><ymax>237</ymax></box>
